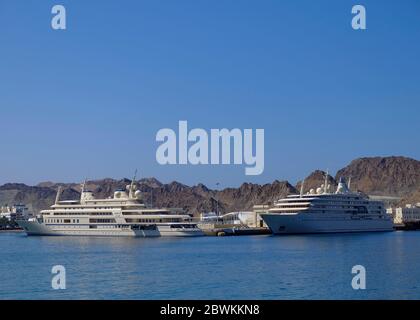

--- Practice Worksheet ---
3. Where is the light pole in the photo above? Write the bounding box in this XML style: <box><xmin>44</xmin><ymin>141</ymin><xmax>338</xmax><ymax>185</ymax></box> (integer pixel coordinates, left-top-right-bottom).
<box><xmin>215</xmin><ymin>182</ymin><xmax>220</xmax><ymax>216</ymax></box>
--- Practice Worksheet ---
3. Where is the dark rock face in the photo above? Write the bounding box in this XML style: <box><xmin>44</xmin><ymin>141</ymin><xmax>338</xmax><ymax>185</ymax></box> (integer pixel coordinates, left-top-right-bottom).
<box><xmin>0</xmin><ymin>178</ymin><xmax>297</xmax><ymax>216</ymax></box>
<box><xmin>215</xmin><ymin>181</ymin><xmax>297</xmax><ymax>214</ymax></box>
<box><xmin>335</xmin><ymin>157</ymin><xmax>420</xmax><ymax>197</ymax></box>
<box><xmin>0</xmin><ymin>184</ymin><xmax>57</xmax><ymax>214</ymax></box>
<box><xmin>0</xmin><ymin>156</ymin><xmax>419</xmax><ymax>215</ymax></box>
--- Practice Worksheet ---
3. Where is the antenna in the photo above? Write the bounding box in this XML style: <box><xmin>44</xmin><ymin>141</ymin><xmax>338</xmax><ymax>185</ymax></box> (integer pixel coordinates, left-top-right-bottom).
<box><xmin>55</xmin><ymin>186</ymin><xmax>62</xmax><ymax>205</ymax></box>
<box><xmin>215</xmin><ymin>182</ymin><xmax>220</xmax><ymax>216</ymax></box>
<box><xmin>300</xmin><ymin>179</ymin><xmax>305</xmax><ymax>198</ymax></box>
<box><xmin>324</xmin><ymin>169</ymin><xmax>329</xmax><ymax>194</ymax></box>
<box><xmin>348</xmin><ymin>176</ymin><xmax>352</xmax><ymax>190</ymax></box>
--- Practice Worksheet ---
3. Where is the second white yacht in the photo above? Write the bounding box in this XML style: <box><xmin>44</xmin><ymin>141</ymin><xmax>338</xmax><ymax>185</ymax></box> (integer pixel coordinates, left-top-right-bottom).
<box><xmin>260</xmin><ymin>176</ymin><xmax>394</xmax><ymax>235</ymax></box>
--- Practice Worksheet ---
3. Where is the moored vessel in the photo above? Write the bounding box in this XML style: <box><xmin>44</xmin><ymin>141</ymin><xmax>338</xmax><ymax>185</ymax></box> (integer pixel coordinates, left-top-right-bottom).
<box><xmin>17</xmin><ymin>175</ymin><xmax>204</xmax><ymax>237</ymax></box>
<box><xmin>260</xmin><ymin>175</ymin><xmax>394</xmax><ymax>235</ymax></box>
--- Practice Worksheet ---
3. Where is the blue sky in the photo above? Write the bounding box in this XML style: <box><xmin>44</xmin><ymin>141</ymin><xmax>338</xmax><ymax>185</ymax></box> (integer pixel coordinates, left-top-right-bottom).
<box><xmin>0</xmin><ymin>0</ymin><xmax>419</xmax><ymax>187</ymax></box>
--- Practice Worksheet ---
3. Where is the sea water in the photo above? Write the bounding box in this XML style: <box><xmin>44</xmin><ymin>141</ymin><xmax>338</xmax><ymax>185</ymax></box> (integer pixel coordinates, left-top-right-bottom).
<box><xmin>0</xmin><ymin>231</ymin><xmax>419</xmax><ymax>299</ymax></box>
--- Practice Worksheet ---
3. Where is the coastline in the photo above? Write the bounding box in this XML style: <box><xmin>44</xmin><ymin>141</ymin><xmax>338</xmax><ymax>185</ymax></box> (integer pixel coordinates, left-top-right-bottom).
<box><xmin>0</xmin><ymin>229</ymin><xmax>23</xmax><ymax>233</ymax></box>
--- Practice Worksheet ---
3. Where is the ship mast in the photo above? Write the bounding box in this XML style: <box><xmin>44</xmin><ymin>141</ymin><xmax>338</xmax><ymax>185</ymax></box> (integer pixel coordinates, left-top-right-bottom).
<box><xmin>324</xmin><ymin>170</ymin><xmax>329</xmax><ymax>194</ymax></box>
<box><xmin>55</xmin><ymin>186</ymin><xmax>62</xmax><ymax>205</ymax></box>
<box><xmin>81</xmin><ymin>179</ymin><xmax>86</xmax><ymax>193</ymax></box>
<box><xmin>129</xmin><ymin>169</ymin><xmax>137</xmax><ymax>198</ymax></box>
<box><xmin>300</xmin><ymin>178</ymin><xmax>305</xmax><ymax>198</ymax></box>
<box><xmin>80</xmin><ymin>179</ymin><xmax>87</xmax><ymax>203</ymax></box>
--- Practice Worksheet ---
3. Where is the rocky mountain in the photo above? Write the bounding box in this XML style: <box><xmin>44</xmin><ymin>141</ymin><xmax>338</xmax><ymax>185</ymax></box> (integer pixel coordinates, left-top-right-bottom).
<box><xmin>2</xmin><ymin>178</ymin><xmax>296</xmax><ymax>216</ymax></box>
<box><xmin>1</xmin><ymin>156</ymin><xmax>418</xmax><ymax>215</ymax></box>
<box><xmin>215</xmin><ymin>181</ymin><xmax>297</xmax><ymax>213</ymax></box>
<box><xmin>335</xmin><ymin>156</ymin><xmax>420</xmax><ymax>197</ymax></box>
<box><xmin>0</xmin><ymin>183</ymin><xmax>79</xmax><ymax>214</ymax></box>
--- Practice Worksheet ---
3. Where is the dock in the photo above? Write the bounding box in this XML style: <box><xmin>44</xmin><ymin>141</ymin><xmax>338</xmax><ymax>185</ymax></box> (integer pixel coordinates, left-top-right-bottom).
<box><xmin>201</xmin><ymin>226</ymin><xmax>271</xmax><ymax>236</ymax></box>
<box><xmin>394</xmin><ymin>222</ymin><xmax>420</xmax><ymax>231</ymax></box>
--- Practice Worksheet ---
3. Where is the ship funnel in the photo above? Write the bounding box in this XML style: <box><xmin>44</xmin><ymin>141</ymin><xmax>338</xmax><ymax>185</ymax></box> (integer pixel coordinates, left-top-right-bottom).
<box><xmin>129</xmin><ymin>169</ymin><xmax>138</xmax><ymax>198</ymax></box>
<box><xmin>336</xmin><ymin>177</ymin><xmax>350</xmax><ymax>194</ymax></box>
<box><xmin>80</xmin><ymin>179</ymin><xmax>94</xmax><ymax>203</ymax></box>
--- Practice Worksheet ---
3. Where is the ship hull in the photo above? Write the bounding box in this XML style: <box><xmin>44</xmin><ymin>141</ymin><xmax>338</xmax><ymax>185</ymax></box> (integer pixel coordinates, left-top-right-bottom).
<box><xmin>17</xmin><ymin>220</ymin><xmax>204</xmax><ymax>237</ymax></box>
<box><xmin>261</xmin><ymin>213</ymin><xmax>394</xmax><ymax>235</ymax></box>
<box><xmin>17</xmin><ymin>220</ymin><xmax>160</xmax><ymax>237</ymax></box>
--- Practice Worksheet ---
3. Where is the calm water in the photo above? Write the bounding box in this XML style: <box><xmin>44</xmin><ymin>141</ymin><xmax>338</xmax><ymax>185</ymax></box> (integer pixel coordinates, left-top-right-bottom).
<box><xmin>1</xmin><ymin>231</ymin><xmax>420</xmax><ymax>299</ymax></box>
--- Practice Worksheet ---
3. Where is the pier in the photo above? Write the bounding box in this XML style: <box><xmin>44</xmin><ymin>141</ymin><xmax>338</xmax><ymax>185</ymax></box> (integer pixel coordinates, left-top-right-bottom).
<box><xmin>199</xmin><ymin>223</ymin><xmax>271</xmax><ymax>236</ymax></box>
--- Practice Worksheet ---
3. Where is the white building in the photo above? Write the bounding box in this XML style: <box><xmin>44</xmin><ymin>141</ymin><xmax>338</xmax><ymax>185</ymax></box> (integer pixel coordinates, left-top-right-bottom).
<box><xmin>0</xmin><ymin>204</ymin><xmax>31</xmax><ymax>221</ymax></box>
<box><xmin>387</xmin><ymin>203</ymin><xmax>420</xmax><ymax>224</ymax></box>
<box><xmin>219</xmin><ymin>211</ymin><xmax>258</xmax><ymax>226</ymax></box>
<box><xmin>199</xmin><ymin>208</ymin><xmax>268</xmax><ymax>228</ymax></box>
<box><xmin>200</xmin><ymin>212</ymin><xmax>220</xmax><ymax>222</ymax></box>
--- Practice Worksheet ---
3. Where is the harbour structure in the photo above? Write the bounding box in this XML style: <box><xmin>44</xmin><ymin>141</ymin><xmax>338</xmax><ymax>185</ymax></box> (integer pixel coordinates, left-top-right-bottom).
<box><xmin>387</xmin><ymin>203</ymin><xmax>420</xmax><ymax>225</ymax></box>
<box><xmin>0</xmin><ymin>204</ymin><xmax>32</xmax><ymax>221</ymax></box>
<box><xmin>200</xmin><ymin>210</ymin><xmax>267</xmax><ymax>228</ymax></box>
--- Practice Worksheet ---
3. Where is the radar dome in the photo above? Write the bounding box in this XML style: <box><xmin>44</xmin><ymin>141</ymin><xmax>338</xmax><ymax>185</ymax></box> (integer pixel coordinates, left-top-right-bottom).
<box><xmin>134</xmin><ymin>190</ymin><xmax>141</xmax><ymax>198</ymax></box>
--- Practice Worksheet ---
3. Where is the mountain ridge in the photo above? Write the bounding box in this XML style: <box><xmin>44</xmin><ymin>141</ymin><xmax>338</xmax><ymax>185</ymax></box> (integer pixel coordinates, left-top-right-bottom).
<box><xmin>1</xmin><ymin>156</ymin><xmax>419</xmax><ymax>215</ymax></box>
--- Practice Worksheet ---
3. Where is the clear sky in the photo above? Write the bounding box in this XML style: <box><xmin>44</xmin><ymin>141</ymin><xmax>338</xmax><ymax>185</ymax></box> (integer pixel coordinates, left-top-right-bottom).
<box><xmin>0</xmin><ymin>0</ymin><xmax>419</xmax><ymax>188</ymax></box>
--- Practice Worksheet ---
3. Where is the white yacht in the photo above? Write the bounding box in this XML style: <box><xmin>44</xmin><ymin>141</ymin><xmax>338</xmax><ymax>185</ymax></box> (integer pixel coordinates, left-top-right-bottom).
<box><xmin>17</xmin><ymin>178</ymin><xmax>204</xmax><ymax>237</ymax></box>
<box><xmin>260</xmin><ymin>176</ymin><xmax>394</xmax><ymax>235</ymax></box>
